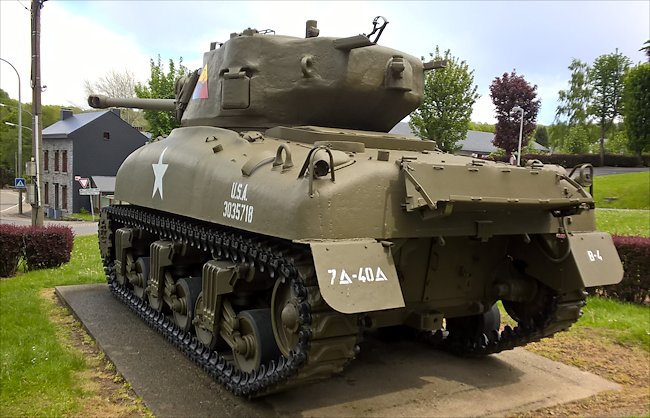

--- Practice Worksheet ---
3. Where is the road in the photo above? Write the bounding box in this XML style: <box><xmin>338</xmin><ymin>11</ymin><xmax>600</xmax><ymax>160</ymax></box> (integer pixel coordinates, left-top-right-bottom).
<box><xmin>592</xmin><ymin>166</ymin><xmax>649</xmax><ymax>176</ymax></box>
<box><xmin>0</xmin><ymin>189</ymin><xmax>98</xmax><ymax>236</ymax></box>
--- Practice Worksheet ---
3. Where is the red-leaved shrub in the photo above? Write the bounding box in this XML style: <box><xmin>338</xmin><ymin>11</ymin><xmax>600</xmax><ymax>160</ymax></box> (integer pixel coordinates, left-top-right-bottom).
<box><xmin>0</xmin><ymin>225</ymin><xmax>74</xmax><ymax>277</ymax></box>
<box><xmin>594</xmin><ymin>236</ymin><xmax>650</xmax><ymax>304</ymax></box>
<box><xmin>23</xmin><ymin>226</ymin><xmax>74</xmax><ymax>270</ymax></box>
<box><xmin>0</xmin><ymin>225</ymin><xmax>23</xmax><ymax>277</ymax></box>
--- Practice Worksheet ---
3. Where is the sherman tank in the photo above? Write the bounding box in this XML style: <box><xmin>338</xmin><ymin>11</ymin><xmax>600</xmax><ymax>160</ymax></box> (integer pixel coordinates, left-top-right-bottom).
<box><xmin>91</xmin><ymin>18</ymin><xmax>623</xmax><ymax>397</ymax></box>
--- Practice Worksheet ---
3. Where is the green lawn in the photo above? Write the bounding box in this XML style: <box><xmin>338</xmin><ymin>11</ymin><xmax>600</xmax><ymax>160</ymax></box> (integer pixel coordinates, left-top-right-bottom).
<box><xmin>593</xmin><ymin>172</ymin><xmax>650</xmax><ymax>210</ymax></box>
<box><xmin>64</xmin><ymin>211</ymin><xmax>98</xmax><ymax>222</ymax></box>
<box><xmin>0</xmin><ymin>235</ymin><xmax>104</xmax><ymax>416</ymax></box>
<box><xmin>577</xmin><ymin>296</ymin><xmax>650</xmax><ymax>351</ymax></box>
<box><xmin>596</xmin><ymin>208</ymin><xmax>650</xmax><ymax>237</ymax></box>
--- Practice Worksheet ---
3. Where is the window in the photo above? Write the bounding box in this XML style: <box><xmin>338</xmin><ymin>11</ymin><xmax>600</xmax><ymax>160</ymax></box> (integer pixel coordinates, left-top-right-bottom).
<box><xmin>62</xmin><ymin>150</ymin><xmax>68</xmax><ymax>173</ymax></box>
<box><xmin>44</xmin><ymin>182</ymin><xmax>49</xmax><ymax>205</ymax></box>
<box><xmin>54</xmin><ymin>150</ymin><xmax>60</xmax><ymax>172</ymax></box>
<box><xmin>103</xmin><ymin>131</ymin><xmax>110</xmax><ymax>140</ymax></box>
<box><xmin>62</xmin><ymin>185</ymin><xmax>68</xmax><ymax>210</ymax></box>
<box><xmin>44</xmin><ymin>150</ymin><xmax>49</xmax><ymax>171</ymax></box>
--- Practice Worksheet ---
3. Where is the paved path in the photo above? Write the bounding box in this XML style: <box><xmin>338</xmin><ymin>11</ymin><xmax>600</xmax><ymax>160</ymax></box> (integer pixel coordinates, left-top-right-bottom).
<box><xmin>593</xmin><ymin>166</ymin><xmax>649</xmax><ymax>176</ymax></box>
<box><xmin>57</xmin><ymin>284</ymin><xmax>620</xmax><ymax>418</ymax></box>
<box><xmin>0</xmin><ymin>189</ymin><xmax>97</xmax><ymax>236</ymax></box>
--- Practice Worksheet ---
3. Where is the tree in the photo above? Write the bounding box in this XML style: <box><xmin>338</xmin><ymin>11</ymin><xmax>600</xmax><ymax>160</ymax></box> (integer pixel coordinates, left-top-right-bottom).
<box><xmin>534</xmin><ymin>125</ymin><xmax>549</xmax><ymax>148</ymax></box>
<box><xmin>409</xmin><ymin>47</ymin><xmax>479</xmax><ymax>153</ymax></box>
<box><xmin>561</xmin><ymin>125</ymin><xmax>591</xmax><ymax>154</ymax></box>
<box><xmin>588</xmin><ymin>51</ymin><xmax>631</xmax><ymax>164</ymax></box>
<box><xmin>622</xmin><ymin>63</ymin><xmax>650</xmax><ymax>156</ymax></box>
<box><xmin>84</xmin><ymin>69</ymin><xmax>144</xmax><ymax>126</ymax></box>
<box><xmin>489</xmin><ymin>70</ymin><xmax>540</xmax><ymax>155</ymax></box>
<box><xmin>641</xmin><ymin>40</ymin><xmax>650</xmax><ymax>62</ymax></box>
<box><xmin>135</xmin><ymin>56</ymin><xmax>187</xmax><ymax>138</ymax></box>
<box><xmin>468</xmin><ymin>121</ymin><xmax>496</xmax><ymax>133</ymax></box>
<box><xmin>0</xmin><ymin>90</ymin><xmax>81</xmax><ymax>184</ymax></box>
<box><xmin>555</xmin><ymin>59</ymin><xmax>591</xmax><ymax>127</ymax></box>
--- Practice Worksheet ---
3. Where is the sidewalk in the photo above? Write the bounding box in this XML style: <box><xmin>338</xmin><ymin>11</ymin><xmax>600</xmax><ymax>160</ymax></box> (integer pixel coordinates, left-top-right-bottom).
<box><xmin>0</xmin><ymin>208</ymin><xmax>99</xmax><ymax>236</ymax></box>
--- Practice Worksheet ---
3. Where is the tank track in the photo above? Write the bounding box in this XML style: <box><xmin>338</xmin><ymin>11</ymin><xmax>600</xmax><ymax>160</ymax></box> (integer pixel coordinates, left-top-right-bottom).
<box><xmin>429</xmin><ymin>291</ymin><xmax>587</xmax><ymax>357</ymax></box>
<box><xmin>100</xmin><ymin>205</ymin><xmax>359</xmax><ymax>397</ymax></box>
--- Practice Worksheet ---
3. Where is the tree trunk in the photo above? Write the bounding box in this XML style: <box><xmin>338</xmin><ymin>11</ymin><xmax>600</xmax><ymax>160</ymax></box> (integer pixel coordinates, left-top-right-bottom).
<box><xmin>599</xmin><ymin>123</ymin><xmax>605</xmax><ymax>166</ymax></box>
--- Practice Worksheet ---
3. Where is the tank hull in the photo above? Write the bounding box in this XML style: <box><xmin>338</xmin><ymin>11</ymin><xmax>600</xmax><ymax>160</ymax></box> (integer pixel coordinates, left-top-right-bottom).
<box><xmin>115</xmin><ymin>126</ymin><xmax>598</xmax><ymax>241</ymax></box>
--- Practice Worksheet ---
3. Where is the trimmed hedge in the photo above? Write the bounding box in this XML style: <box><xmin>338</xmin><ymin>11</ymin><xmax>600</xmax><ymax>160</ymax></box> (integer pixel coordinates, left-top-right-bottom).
<box><xmin>485</xmin><ymin>153</ymin><xmax>643</xmax><ymax>168</ymax></box>
<box><xmin>0</xmin><ymin>224</ymin><xmax>74</xmax><ymax>277</ymax></box>
<box><xmin>594</xmin><ymin>236</ymin><xmax>650</xmax><ymax>304</ymax></box>
<box><xmin>0</xmin><ymin>225</ymin><xmax>23</xmax><ymax>277</ymax></box>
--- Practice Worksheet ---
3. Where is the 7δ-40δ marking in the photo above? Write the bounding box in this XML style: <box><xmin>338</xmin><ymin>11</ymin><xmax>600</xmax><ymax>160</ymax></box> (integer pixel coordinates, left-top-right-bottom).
<box><xmin>328</xmin><ymin>267</ymin><xmax>389</xmax><ymax>285</ymax></box>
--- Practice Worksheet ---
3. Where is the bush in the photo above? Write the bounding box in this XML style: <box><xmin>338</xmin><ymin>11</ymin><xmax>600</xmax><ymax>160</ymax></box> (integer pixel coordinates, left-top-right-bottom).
<box><xmin>23</xmin><ymin>226</ymin><xmax>74</xmax><ymax>270</ymax></box>
<box><xmin>0</xmin><ymin>225</ymin><xmax>74</xmax><ymax>277</ymax></box>
<box><xmin>594</xmin><ymin>235</ymin><xmax>650</xmax><ymax>304</ymax></box>
<box><xmin>0</xmin><ymin>225</ymin><xmax>23</xmax><ymax>277</ymax></box>
<box><xmin>641</xmin><ymin>154</ymin><xmax>650</xmax><ymax>167</ymax></box>
<box><xmin>482</xmin><ymin>153</ymin><xmax>643</xmax><ymax>168</ymax></box>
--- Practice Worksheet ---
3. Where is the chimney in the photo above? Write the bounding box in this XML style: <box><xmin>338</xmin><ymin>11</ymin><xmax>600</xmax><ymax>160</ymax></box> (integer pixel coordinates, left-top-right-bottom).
<box><xmin>60</xmin><ymin>109</ymin><xmax>73</xmax><ymax>120</ymax></box>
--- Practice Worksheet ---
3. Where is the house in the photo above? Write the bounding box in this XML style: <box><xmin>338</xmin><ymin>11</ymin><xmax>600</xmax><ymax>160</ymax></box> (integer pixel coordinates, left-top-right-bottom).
<box><xmin>41</xmin><ymin>109</ymin><xmax>148</xmax><ymax>217</ymax></box>
<box><xmin>389</xmin><ymin>122</ymin><xmax>550</xmax><ymax>156</ymax></box>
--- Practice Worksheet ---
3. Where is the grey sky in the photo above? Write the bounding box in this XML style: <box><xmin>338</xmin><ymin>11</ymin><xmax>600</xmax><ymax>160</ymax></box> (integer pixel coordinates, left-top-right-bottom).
<box><xmin>1</xmin><ymin>1</ymin><xmax>647</xmax><ymax>125</ymax></box>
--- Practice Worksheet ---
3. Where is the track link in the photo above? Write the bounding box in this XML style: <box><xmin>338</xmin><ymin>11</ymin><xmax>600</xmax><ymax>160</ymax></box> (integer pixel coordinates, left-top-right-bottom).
<box><xmin>427</xmin><ymin>291</ymin><xmax>587</xmax><ymax>357</ymax></box>
<box><xmin>100</xmin><ymin>205</ymin><xmax>358</xmax><ymax>397</ymax></box>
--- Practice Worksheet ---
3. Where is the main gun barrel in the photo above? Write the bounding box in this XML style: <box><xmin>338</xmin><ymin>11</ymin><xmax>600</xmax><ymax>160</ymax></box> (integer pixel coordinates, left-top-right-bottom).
<box><xmin>88</xmin><ymin>94</ymin><xmax>176</xmax><ymax>111</ymax></box>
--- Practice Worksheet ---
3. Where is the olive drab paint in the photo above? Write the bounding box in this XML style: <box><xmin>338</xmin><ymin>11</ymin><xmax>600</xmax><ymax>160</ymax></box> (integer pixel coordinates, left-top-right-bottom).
<box><xmin>91</xmin><ymin>18</ymin><xmax>624</xmax><ymax>397</ymax></box>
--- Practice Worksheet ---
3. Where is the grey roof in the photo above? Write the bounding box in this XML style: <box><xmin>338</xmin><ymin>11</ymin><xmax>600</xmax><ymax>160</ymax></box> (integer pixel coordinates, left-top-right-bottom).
<box><xmin>389</xmin><ymin>121</ymin><xmax>417</xmax><ymax>137</ymax></box>
<box><xmin>42</xmin><ymin>111</ymin><xmax>108</xmax><ymax>138</ymax></box>
<box><xmin>91</xmin><ymin>176</ymin><xmax>116</xmax><ymax>193</ymax></box>
<box><xmin>389</xmin><ymin>121</ymin><xmax>549</xmax><ymax>154</ymax></box>
<box><xmin>462</xmin><ymin>130</ymin><xmax>497</xmax><ymax>154</ymax></box>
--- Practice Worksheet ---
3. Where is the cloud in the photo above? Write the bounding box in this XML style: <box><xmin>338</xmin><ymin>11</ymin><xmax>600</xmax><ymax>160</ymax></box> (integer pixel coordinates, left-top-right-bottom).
<box><xmin>1</xmin><ymin>1</ymin><xmax>151</xmax><ymax>108</ymax></box>
<box><xmin>2</xmin><ymin>0</ymin><xmax>648</xmax><ymax>126</ymax></box>
<box><xmin>471</xmin><ymin>95</ymin><xmax>496</xmax><ymax>124</ymax></box>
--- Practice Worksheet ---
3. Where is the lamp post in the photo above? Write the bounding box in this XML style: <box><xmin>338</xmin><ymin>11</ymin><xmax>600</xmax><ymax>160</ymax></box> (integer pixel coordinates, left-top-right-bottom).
<box><xmin>511</xmin><ymin>105</ymin><xmax>525</xmax><ymax>166</ymax></box>
<box><xmin>5</xmin><ymin>122</ymin><xmax>32</xmax><ymax>131</ymax></box>
<box><xmin>0</xmin><ymin>58</ymin><xmax>24</xmax><ymax>214</ymax></box>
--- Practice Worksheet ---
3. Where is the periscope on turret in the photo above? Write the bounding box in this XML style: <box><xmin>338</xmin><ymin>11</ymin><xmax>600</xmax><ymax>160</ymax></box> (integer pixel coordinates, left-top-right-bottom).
<box><xmin>91</xmin><ymin>17</ymin><xmax>623</xmax><ymax>397</ymax></box>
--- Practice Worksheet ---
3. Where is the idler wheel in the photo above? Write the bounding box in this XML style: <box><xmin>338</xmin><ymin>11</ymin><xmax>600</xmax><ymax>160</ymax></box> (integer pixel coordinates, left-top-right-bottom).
<box><xmin>172</xmin><ymin>277</ymin><xmax>202</xmax><ymax>332</ymax></box>
<box><xmin>271</xmin><ymin>278</ymin><xmax>301</xmax><ymax>357</ymax></box>
<box><xmin>503</xmin><ymin>284</ymin><xmax>551</xmax><ymax>329</ymax></box>
<box><xmin>233</xmin><ymin>309</ymin><xmax>280</xmax><ymax>373</ymax></box>
<box><xmin>446</xmin><ymin>304</ymin><xmax>501</xmax><ymax>341</ymax></box>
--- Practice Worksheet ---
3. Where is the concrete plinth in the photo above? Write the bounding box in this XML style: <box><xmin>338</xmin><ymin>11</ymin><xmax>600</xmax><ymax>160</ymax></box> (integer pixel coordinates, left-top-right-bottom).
<box><xmin>56</xmin><ymin>284</ymin><xmax>619</xmax><ymax>417</ymax></box>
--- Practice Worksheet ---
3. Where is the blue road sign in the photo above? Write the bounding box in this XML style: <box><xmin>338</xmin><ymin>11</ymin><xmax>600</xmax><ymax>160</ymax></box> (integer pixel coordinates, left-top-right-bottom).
<box><xmin>14</xmin><ymin>178</ymin><xmax>26</xmax><ymax>189</ymax></box>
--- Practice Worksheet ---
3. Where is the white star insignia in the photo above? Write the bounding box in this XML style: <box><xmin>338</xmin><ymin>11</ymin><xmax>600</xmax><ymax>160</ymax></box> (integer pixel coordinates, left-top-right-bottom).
<box><xmin>152</xmin><ymin>147</ymin><xmax>169</xmax><ymax>199</ymax></box>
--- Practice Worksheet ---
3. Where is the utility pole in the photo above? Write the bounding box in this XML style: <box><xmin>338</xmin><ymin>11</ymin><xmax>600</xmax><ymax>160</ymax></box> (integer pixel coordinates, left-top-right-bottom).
<box><xmin>31</xmin><ymin>0</ymin><xmax>45</xmax><ymax>226</ymax></box>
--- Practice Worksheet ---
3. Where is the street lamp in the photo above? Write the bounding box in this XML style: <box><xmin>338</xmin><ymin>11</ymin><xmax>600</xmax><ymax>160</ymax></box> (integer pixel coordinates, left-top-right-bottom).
<box><xmin>0</xmin><ymin>58</ymin><xmax>24</xmax><ymax>214</ymax></box>
<box><xmin>511</xmin><ymin>105</ymin><xmax>525</xmax><ymax>166</ymax></box>
<box><xmin>5</xmin><ymin>121</ymin><xmax>32</xmax><ymax>131</ymax></box>
<box><xmin>0</xmin><ymin>102</ymin><xmax>33</xmax><ymax>116</ymax></box>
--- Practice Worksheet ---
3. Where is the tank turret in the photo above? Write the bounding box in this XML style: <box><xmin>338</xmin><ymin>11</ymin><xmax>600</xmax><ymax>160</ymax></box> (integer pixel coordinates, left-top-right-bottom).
<box><xmin>89</xmin><ymin>18</ymin><xmax>444</xmax><ymax>132</ymax></box>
